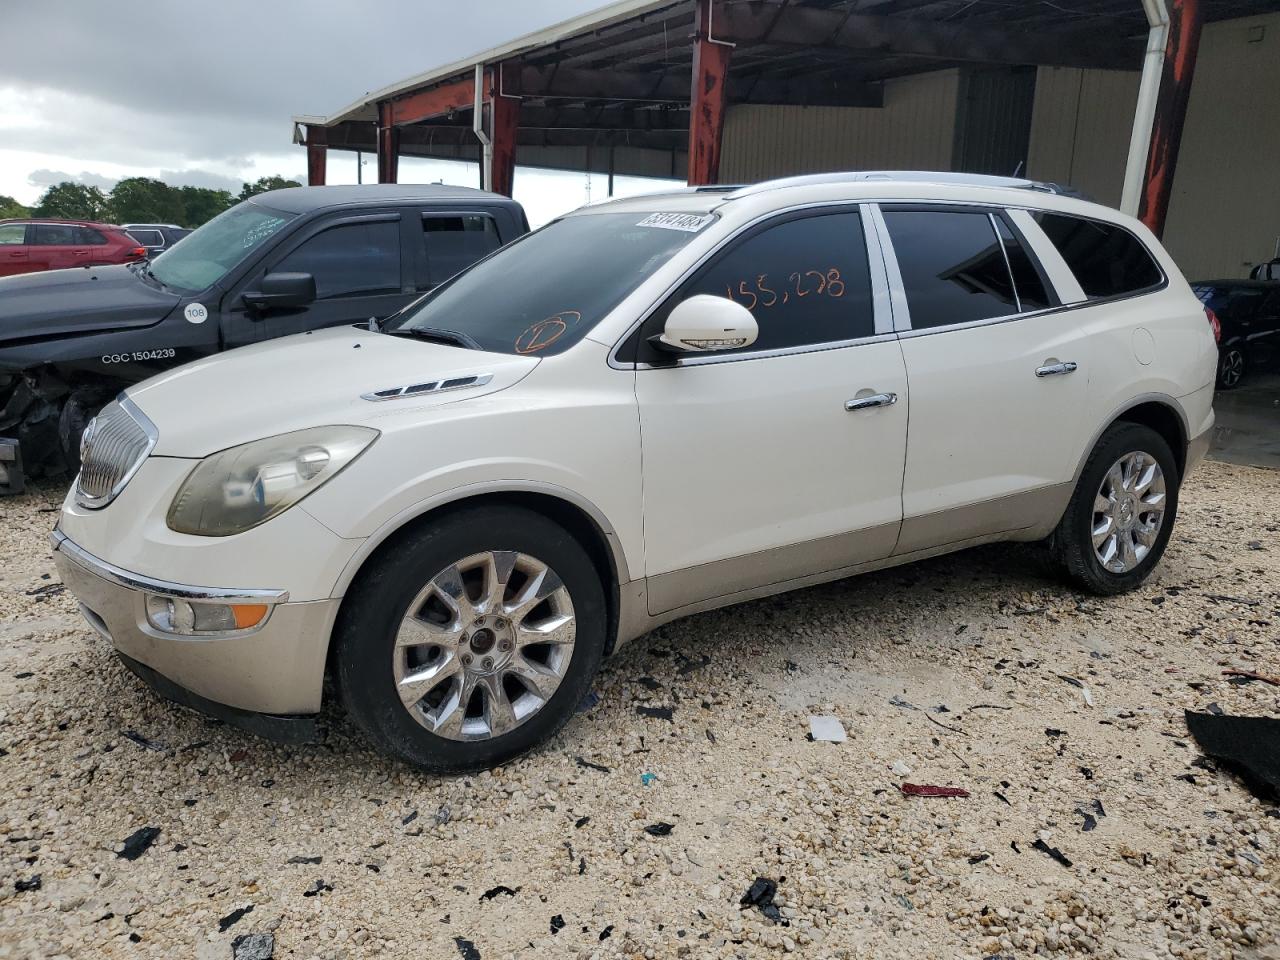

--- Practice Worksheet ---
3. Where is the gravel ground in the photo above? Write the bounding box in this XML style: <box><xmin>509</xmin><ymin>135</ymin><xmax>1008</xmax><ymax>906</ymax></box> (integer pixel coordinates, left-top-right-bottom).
<box><xmin>1</xmin><ymin>460</ymin><xmax>1278</xmax><ymax>960</ymax></box>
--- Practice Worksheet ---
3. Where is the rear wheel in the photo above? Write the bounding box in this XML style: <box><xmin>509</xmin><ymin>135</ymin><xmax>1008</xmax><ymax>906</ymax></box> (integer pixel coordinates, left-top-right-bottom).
<box><xmin>333</xmin><ymin>505</ymin><xmax>607</xmax><ymax>773</ymax></box>
<box><xmin>1216</xmin><ymin>346</ymin><xmax>1245</xmax><ymax>390</ymax></box>
<box><xmin>1053</xmin><ymin>422</ymin><xmax>1179</xmax><ymax>595</ymax></box>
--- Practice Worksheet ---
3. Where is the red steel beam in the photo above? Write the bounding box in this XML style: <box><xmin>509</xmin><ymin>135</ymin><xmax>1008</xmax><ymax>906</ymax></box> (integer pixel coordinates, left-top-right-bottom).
<box><xmin>389</xmin><ymin>73</ymin><xmax>492</xmax><ymax>126</ymax></box>
<box><xmin>687</xmin><ymin>0</ymin><xmax>732</xmax><ymax>186</ymax></box>
<box><xmin>304</xmin><ymin>124</ymin><xmax>327</xmax><ymax>187</ymax></box>
<box><xmin>376</xmin><ymin>101</ymin><xmax>399</xmax><ymax>184</ymax></box>
<box><xmin>490</xmin><ymin>92</ymin><xmax>519</xmax><ymax>197</ymax></box>
<box><xmin>1138</xmin><ymin>0</ymin><xmax>1203</xmax><ymax>238</ymax></box>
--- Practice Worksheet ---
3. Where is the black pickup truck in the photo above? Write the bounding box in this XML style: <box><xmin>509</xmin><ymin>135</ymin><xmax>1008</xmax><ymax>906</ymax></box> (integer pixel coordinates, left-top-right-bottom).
<box><xmin>0</xmin><ymin>184</ymin><xmax>528</xmax><ymax>490</ymax></box>
<box><xmin>1193</xmin><ymin>272</ymin><xmax>1280</xmax><ymax>390</ymax></box>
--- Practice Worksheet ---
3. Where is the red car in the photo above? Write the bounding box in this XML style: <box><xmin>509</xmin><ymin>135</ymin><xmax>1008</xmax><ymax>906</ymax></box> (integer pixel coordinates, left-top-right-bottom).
<box><xmin>0</xmin><ymin>219</ymin><xmax>147</xmax><ymax>277</ymax></box>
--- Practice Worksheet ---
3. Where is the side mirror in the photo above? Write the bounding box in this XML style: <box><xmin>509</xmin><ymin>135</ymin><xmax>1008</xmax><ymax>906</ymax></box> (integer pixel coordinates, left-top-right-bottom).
<box><xmin>653</xmin><ymin>294</ymin><xmax>758</xmax><ymax>354</ymax></box>
<box><xmin>243</xmin><ymin>272</ymin><xmax>316</xmax><ymax>311</ymax></box>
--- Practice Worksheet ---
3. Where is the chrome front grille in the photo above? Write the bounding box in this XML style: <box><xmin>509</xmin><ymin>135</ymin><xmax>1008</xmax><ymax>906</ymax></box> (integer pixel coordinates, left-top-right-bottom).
<box><xmin>75</xmin><ymin>398</ymin><xmax>157</xmax><ymax>509</ymax></box>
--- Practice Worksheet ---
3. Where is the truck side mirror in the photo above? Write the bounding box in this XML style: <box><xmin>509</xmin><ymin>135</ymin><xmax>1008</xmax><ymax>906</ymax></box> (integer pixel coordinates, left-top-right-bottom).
<box><xmin>243</xmin><ymin>272</ymin><xmax>316</xmax><ymax>312</ymax></box>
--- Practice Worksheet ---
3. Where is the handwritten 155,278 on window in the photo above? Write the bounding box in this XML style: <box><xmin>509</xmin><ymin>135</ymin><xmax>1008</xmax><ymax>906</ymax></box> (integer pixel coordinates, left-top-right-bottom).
<box><xmin>722</xmin><ymin>267</ymin><xmax>846</xmax><ymax>311</ymax></box>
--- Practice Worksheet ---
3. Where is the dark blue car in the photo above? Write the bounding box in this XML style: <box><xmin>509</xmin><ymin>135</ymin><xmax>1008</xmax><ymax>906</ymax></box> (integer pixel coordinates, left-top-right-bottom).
<box><xmin>1193</xmin><ymin>275</ymin><xmax>1280</xmax><ymax>389</ymax></box>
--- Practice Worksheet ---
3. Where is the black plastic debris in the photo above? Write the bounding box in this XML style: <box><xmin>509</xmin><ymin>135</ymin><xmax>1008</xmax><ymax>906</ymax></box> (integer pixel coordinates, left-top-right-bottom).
<box><xmin>231</xmin><ymin>933</ymin><xmax>274</xmax><ymax>960</ymax></box>
<box><xmin>1080</xmin><ymin>766</ymin><xmax>1094</xmax><ymax>780</ymax></box>
<box><xmin>14</xmin><ymin>874</ymin><xmax>40</xmax><ymax>892</ymax></box>
<box><xmin>1185</xmin><ymin>710</ymin><xmax>1280</xmax><ymax>801</ymax></box>
<box><xmin>117</xmin><ymin>826</ymin><xmax>161</xmax><ymax>861</ymax></box>
<box><xmin>993</xmin><ymin>791</ymin><xmax>1010</xmax><ymax>806</ymax></box>
<box><xmin>402</xmin><ymin>810</ymin><xmax>418</xmax><ymax>826</ymax></box>
<box><xmin>454</xmin><ymin>937</ymin><xmax>482</xmax><ymax>960</ymax></box>
<box><xmin>1076</xmin><ymin>810</ymin><xmax>1098</xmax><ymax>832</ymax></box>
<box><xmin>479</xmin><ymin>884</ymin><xmax>520</xmax><ymax>901</ymax></box>
<box><xmin>644</xmin><ymin>822</ymin><xmax>674</xmax><ymax>837</ymax></box>
<box><xmin>633</xmin><ymin>676</ymin><xmax>662</xmax><ymax>691</ymax></box>
<box><xmin>967</xmin><ymin>854</ymin><xmax>990</xmax><ymax>865</ymax></box>
<box><xmin>302</xmin><ymin>879</ymin><xmax>333</xmax><ymax>898</ymax></box>
<box><xmin>122</xmin><ymin>730</ymin><xmax>165</xmax><ymax>752</ymax></box>
<box><xmin>1031</xmin><ymin>838</ymin><xmax>1073</xmax><ymax>868</ymax></box>
<box><xmin>218</xmin><ymin>904</ymin><xmax>254</xmax><ymax>933</ymax></box>
<box><xmin>1206</xmin><ymin>702</ymin><xmax>1225</xmax><ymax>716</ymax></box>
<box><xmin>740</xmin><ymin>877</ymin><xmax>787</xmax><ymax>924</ymax></box>
<box><xmin>575</xmin><ymin>816</ymin><xmax>590</xmax><ymax>829</ymax></box>
<box><xmin>636</xmin><ymin>705</ymin><xmax>674</xmax><ymax>721</ymax></box>
<box><xmin>550</xmin><ymin>915</ymin><xmax>565</xmax><ymax>935</ymax></box>
<box><xmin>677</xmin><ymin>654</ymin><xmax>711</xmax><ymax>675</ymax></box>
<box><xmin>599</xmin><ymin>924</ymin><xmax>614</xmax><ymax>941</ymax></box>
<box><xmin>1045</xmin><ymin>728</ymin><xmax>1066</xmax><ymax>738</ymax></box>
<box><xmin>575</xmin><ymin>756</ymin><xmax>610</xmax><ymax>774</ymax></box>
<box><xmin>13</xmin><ymin>671</ymin><xmax>33</xmax><ymax>679</ymax></box>
<box><xmin>287</xmin><ymin>855</ymin><xmax>322</xmax><ymax>865</ymax></box>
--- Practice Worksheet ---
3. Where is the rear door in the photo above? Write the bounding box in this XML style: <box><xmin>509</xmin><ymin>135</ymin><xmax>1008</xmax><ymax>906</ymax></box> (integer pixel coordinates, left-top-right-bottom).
<box><xmin>29</xmin><ymin>223</ymin><xmax>92</xmax><ymax>271</ymax></box>
<box><xmin>408</xmin><ymin>209</ymin><xmax>507</xmax><ymax>295</ymax></box>
<box><xmin>0</xmin><ymin>223</ymin><xmax>28</xmax><ymax>276</ymax></box>
<box><xmin>222</xmin><ymin>212</ymin><xmax>408</xmax><ymax>347</ymax></box>
<box><xmin>878</xmin><ymin>204</ymin><xmax>1096</xmax><ymax>553</ymax></box>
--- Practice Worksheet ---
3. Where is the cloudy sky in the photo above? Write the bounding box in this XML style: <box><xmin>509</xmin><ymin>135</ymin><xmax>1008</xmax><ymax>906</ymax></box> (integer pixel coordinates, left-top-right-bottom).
<box><xmin>0</xmin><ymin>1</ymin><xmax>676</xmax><ymax>225</ymax></box>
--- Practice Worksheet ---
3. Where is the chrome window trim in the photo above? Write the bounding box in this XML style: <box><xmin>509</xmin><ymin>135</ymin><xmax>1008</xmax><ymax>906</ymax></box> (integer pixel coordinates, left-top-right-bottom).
<box><xmin>50</xmin><ymin>529</ymin><xmax>290</xmax><ymax>604</ymax></box>
<box><xmin>75</xmin><ymin>394</ymin><xmax>159</xmax><ymax>510</ymax></box>
<box><xmin>608</xmin><ymin>199</ymin><xmax>891</xmax><ymax>371</ymax></box>
<box><xmin>989</xmin><ymin>212</ymin><xmax>1022</xmax><ymax>314</ymax></box>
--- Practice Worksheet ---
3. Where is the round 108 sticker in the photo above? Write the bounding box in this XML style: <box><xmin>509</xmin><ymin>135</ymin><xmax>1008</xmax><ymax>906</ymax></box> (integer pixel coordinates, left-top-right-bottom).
<box><xmin>184</xmin><ymin>303</ymin><xmax>209</xmax><ymax>324</ymax></box>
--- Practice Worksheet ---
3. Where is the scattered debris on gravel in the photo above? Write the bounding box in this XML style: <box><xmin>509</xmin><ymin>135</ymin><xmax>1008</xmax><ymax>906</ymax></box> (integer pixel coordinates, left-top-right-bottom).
<box><xmin>1</xmin><ymin>459</ymin><xmax>1278</xmax><ymax>958</ymax></box>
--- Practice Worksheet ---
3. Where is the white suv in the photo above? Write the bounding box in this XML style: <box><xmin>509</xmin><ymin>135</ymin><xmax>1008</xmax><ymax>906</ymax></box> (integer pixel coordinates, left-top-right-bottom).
<box><xmin>52</xmin><ymin>173</ymin><xmax>1217</xmax><ymax>771</ymax></box>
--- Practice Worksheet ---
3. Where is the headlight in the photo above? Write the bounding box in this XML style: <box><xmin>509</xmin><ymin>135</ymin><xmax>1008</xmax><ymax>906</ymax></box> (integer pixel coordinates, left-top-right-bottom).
<box><xmin>167</xmin><ymin>425</ymin><xmax>377</xmax><ymax>536</ymax></box>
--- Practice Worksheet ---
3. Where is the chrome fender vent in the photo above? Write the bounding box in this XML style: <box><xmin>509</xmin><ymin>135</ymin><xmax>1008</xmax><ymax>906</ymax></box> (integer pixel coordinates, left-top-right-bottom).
<box><xmin>361</xmin><ymin>373</ymin><xmax>493</xmax><ymax>403</ymax></box>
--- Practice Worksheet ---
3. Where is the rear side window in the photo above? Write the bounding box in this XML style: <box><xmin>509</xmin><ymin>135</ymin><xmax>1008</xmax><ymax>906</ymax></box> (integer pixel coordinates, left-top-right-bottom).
<box><xmin>883</xmin><ymin>209</ymin><xmax>1019</xmax><ymax>329</ymax></box>
<box><xmin>33</xmin><ymin>224</ymin><xmax>78</xmax><ymax>245</ymax></box>
<box><xmin>127</xmin><ymin>229</ymin><xmax>163</xmax><ymax>247</ymax></box>
<box><xmin>422</xmin><ymin>214</ymin><xmax>502</xmax><ymax>285</ymax></box>
<box><xmin>0</xmin><ymin>224</ymin><xmax>25</xmax><ymax>245</ymax></box>
<box><xmin>77</xmin><ymin>227</ymin><xmax>109</xmax><ymax>246</ymax></box>
<box><xmin>1034</xmin><ymin>213</ymin><xmax>1162</xmax><ymax>300</ymax></box>
<box><xmin>665</xmin><ymin>210</ymin><xmax>875</xmax><ymax>353</ymax></box>
<box><xmin>275</xmin><ymin>220</ymin><xmax>401</xmax><ymax>300</ymax></box>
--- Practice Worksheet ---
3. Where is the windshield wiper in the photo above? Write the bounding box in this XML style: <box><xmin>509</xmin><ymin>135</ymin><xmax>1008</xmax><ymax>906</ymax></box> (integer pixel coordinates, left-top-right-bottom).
<box><xmin>384</xmin><ymin>326</ymin><xmax>481</xmax><ymax>351</ymax></box>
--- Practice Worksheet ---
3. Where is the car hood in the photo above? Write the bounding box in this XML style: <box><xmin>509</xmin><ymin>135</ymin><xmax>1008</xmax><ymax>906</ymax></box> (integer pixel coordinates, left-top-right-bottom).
<box><xmin>0</xmin><ymin>264</ymin><xmax>181</xmax><ymax>346</ymax></box>
<box><xmin>128</xmin><ymin>325</ymin><xmax>539</xmax><ymax>457</ymax></box>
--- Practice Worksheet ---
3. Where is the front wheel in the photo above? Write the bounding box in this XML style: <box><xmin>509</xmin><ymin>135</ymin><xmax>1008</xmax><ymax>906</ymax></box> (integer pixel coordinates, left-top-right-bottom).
<box><xmin>333</xmin><ymin>505</ymin><xmax>607</xmax><ymax>773</ymax></box>
<box><xmin>1053</xmin><ymin>422</ymin><xmax>1179</xmax><ymax>595</ymax></box>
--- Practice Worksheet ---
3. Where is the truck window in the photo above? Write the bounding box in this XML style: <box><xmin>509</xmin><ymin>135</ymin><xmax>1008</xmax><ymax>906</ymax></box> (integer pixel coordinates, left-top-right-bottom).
<box><xmin>275</xmin><ymin>220</ymin><xmax>401</xmax><ymax>300</ymax></box>
<box><xmin>422</xmin><ymin>214</ymin><xmax>502</xmax><ymax>285</ymax></box>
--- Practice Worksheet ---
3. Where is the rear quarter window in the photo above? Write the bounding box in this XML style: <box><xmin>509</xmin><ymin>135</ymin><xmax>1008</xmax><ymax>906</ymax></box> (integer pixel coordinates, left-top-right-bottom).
<box><xmin>1033</xmin><ymin>212</ymin><xmax>1163</xmax><ymax>300</ymax></box>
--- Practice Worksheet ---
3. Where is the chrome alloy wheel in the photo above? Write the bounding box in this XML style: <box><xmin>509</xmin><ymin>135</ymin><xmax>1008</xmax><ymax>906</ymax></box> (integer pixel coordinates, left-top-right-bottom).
<box><xmin>392</xmin><ymin>551</ymin><xmax>576</xmax><ymax>741</ymax></box>
<box><xmin>1091</xmin><ymin>451</ymin><xmax>1167</xmax><ymax>574</ymax></box>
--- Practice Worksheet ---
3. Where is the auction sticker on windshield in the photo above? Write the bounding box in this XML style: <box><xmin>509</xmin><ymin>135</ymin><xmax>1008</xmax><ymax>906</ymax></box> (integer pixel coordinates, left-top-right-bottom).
<box><xmin>636</xmin><ymin>212</ymin><xmax>714</xmax><ymax>232</ymax></box>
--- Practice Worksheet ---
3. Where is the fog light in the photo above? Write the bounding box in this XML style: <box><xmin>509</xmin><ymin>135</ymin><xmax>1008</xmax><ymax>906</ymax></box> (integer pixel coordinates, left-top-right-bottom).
<box><xmin>145</xmin><ymin>596</ymin><xmax>269</xmax><ymax>634</ymax></box>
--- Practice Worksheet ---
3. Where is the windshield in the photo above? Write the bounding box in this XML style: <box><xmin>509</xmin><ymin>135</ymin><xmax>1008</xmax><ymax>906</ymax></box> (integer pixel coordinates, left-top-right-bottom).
<box><xmin>386</xmin><ymin>211</ymin><xmax>711</xmax><ymax>356</ymax></box>
<box><xmin>148</xmin><ymin>200</ymin><xmax>297</xmax><ymax>293</ymax></box>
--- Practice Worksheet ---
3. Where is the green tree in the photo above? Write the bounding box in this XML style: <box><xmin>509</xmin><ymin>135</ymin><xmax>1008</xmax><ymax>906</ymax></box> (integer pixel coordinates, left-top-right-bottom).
<box><xmin>177</xmin><ymin>186</ymin><xmax>235</xmax><ymax>227</ymax></box>
<box><xmin>108</xmin><ymin>177</ymin><xmax>185</xmax><ymax>225</ymax></box>
<box><xmin>237</xmin><ymin>175</ymin><xmax>301</xmax><ymax>201</ymax></box>
<box><xmin>0</xmin><ymin>195</ymin><xmax>31</xmax><ymax>219</ymax></box>
<box><xmin>31</xmin><ymin>182</ymin><xmax>111</xmax><ymax>220</ymax></box>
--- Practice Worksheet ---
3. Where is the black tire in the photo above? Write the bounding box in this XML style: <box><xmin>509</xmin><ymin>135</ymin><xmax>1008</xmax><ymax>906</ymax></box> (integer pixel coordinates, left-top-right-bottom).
<box><xmin>1053</xmin><ymin>422</ymin><xmax>1179</xmax><ymax>596</ymax></box>
<box><xmin>333</xmin><ymin>504</ymin><xmax>607</xmax><ymax>773</ymax></box>
<box><xmin>1216</xmin><ymin>345</ymin><xmax>1245</xmax><ymax>390</ymax></box>
<box><xmin>58</xmin><ymin>387</ymin><xmax>110</xmax><ymax>476</ymax></box>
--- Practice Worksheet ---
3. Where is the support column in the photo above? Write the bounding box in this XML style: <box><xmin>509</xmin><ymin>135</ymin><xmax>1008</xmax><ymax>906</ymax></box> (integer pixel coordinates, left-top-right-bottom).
<box><xmin>376</xmin><ymin>101</ymin><xmax>400</xmax><ymax>184</ymax></box>
<box><xmin>305</xmin><ymin>125</ymin><xmax>327</xmax><ymax>186</ymax></box>
<box><xmin>687</xmin><ymin>0</ymin><xmax>732</xmax><ymax>186</ymax></box>
<box><xmin>490</xmin><ymin>91</ymin><xmax>519</xmax><ymax>197</ymax></box>
<box><xmin>1138</xmin><ymin>0</ymin><xmax>1202</xmax><ymax>238</ymax></box>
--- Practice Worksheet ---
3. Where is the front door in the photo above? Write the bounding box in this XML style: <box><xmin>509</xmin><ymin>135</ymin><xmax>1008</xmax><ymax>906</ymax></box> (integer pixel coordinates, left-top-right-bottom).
<box><xmin>878</xmin><ymin>204</ymin><xmax>1095</xmax><ymax>552</ymax></box>
<box><xmin>0</xmin><ymin>223</ymin><xmax>28</xmax><ymax>276</ymax></box>
<box><xmin>631</xmin><ymin>208</ymin><xmax>908</xmax><ymax>614</ymax></box>
<box><xmin>223</xmin><ymin>213</ymin><xmax>409</xmax><ymax>348</ymax></box>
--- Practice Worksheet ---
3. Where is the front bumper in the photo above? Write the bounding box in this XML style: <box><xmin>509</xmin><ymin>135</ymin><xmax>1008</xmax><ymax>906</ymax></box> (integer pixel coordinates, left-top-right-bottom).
<box><xmin>52</xmin><ymin>530</ymin><xmax>338</xmax><ymax>729</ymax></box>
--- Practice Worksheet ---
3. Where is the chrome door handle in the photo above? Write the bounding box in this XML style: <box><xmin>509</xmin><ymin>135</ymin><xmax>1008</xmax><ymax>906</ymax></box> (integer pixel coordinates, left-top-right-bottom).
<box><xmin>1035</xmin><ymin>361</ymin><xmax>1078</xmax><ymax>378</ymax></box>
<box><xmin>845</xmin><ymin>392</ymin><xmax>897</xmax><ymax>411</ymax></box>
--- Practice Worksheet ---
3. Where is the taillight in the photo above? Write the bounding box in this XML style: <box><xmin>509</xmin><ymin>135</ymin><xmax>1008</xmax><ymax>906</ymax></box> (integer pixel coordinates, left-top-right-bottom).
<box><xmin>128</xmin><ymin>246</ymin><xmax>147</xmax><ymax>259</ymax></box>
<box><xmin>1205</xmin><ymin>306</ymin><xmax>1221</xmax><ymax>343</ymax></box>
